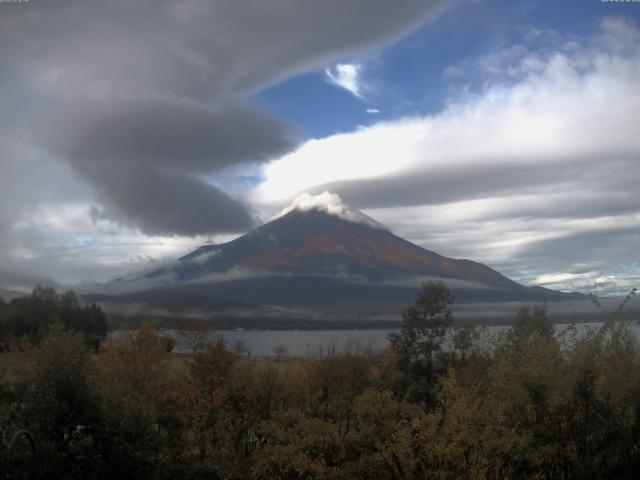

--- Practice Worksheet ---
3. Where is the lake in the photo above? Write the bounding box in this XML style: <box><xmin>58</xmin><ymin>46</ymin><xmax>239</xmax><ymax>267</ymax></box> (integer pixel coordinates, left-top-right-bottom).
<box><xmin>154</xmin><ymin>321</ymin><xmax>640</xmax><ymax>357</ymax></box>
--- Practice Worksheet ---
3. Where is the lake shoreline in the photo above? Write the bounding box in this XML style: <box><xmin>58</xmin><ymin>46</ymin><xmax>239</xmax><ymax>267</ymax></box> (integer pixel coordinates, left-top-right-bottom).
<box><xmin>111</xmin><ymin>320</ymin><xmax>640</xmax><ymax>357</ymax></box>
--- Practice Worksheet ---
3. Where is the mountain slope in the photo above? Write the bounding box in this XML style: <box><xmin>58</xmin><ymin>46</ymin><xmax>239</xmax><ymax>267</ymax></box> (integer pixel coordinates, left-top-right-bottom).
<box><xmin>151</xmin><ymin>209</ymin><xmax>519</xmax><ymax>286</ymax></box>
<box><xmin>125</xmin><ymin>206</ymin><xmax>579</xmax><ymax>309</ymax></box>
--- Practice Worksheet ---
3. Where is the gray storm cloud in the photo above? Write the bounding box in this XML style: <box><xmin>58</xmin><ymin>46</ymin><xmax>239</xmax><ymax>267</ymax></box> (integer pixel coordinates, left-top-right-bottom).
<box><xmin>0</xmin><ymin>0</ymin><xmax>446</xmax><ymax>101</ymax></box>
<box><xmin>85</xmin><ymin>166</ymin><xmax>255</xmax><ymax>236</ymax></box>
<box><xmin>49</xmin><ymin>101</ymin><xmax>296</xmax><ymax>174</ymax></box>
<box><xmin>42</xmin><ymin>100</ymin><xmax>297</xmax><ymax>234</ymax></box>
<box><xmin>0</xmin><ymin>0</ymin><xmax>447</xmax><ymax>237</ymax></box>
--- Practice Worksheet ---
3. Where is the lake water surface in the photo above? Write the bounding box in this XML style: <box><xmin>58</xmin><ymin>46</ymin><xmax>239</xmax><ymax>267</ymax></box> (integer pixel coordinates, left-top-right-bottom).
<box><xmin>156</xmin><ymin>321</ymin><xmax>640</xmax><ymax>357</ymax></box>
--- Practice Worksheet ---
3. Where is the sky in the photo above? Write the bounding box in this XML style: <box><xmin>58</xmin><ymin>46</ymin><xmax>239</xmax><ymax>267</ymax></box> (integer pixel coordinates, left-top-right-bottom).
<box><xmin>0</xmin><ymin>0</ymin><xmax>639</xmax><ymax>296</ymax></box>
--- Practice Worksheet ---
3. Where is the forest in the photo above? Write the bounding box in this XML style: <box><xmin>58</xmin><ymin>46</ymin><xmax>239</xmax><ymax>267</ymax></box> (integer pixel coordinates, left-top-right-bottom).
<box><xmin>0</xmin><ymin>283</ymin><xmax>639</xmax><ymax>479</ymax></box>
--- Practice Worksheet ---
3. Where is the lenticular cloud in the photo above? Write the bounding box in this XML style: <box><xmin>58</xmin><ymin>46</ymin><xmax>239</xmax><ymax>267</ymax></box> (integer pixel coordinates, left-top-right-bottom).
<box><xmin>276</xmin><ymin>192</ymin><xmax>387</xmax><ymax>230</ymax></box>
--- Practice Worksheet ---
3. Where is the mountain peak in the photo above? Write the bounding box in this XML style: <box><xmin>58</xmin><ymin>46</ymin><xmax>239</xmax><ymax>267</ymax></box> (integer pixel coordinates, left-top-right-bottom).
<box><xmin>274</xmin><ymin>191</ymin><xmax>387</xmax><ymax>230</ymax></box>
<box><xmin>106</xmin><ymin>192</ymin><xmax>581</xmax><ymax>308</ymax></box>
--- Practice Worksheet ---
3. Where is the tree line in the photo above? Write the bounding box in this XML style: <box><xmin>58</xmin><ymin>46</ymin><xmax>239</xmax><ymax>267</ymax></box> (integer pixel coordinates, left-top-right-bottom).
<box><xmin>0</xmin><ymin>282</ymin><xmax>639</xmax><ymax>479</ymax></box>
<box><xmin>0</xmin><ymin>286</ymin><xmax>107</xmax><ymax>351</ymax></box>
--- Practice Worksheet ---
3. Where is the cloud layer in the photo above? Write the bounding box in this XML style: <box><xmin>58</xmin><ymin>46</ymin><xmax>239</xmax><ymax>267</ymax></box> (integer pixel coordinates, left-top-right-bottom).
<box><xmin>254</xmin><ymin>17</ymin><xmax>640</xmax><ymax>295</ymax></box>
<box><xmin>0</xmin><ymin>0</ymin><xmax>446</xmax><ymax>287</ymax></box>
<box><xmin>43</xmin><ymin>99</ymin><xmax>297</xmax><ymax>235</ymax></box>
<box><xmin>1</xmin><ymin>0</ymin><xmax>445</xmax><ymax>235</ymax></box>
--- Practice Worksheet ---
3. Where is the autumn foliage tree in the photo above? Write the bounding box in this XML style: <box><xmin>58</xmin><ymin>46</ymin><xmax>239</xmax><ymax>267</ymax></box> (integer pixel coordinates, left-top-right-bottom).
<box><xmin>1</xmin><ymin>287</ymin><xmax>640</xmax><ymax>479</ymax></box>
<box><xmin>389</xmin><ymin>280</ymin><xmax>454</xmax><ymax>406</ymax></box>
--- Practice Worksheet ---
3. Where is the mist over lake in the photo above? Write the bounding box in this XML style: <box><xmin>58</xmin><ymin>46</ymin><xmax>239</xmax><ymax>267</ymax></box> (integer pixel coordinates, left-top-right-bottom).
<box><xmin>143</xmin><ymin>321</ymin><xmax>640</xmax><ymax>356</ymax></box>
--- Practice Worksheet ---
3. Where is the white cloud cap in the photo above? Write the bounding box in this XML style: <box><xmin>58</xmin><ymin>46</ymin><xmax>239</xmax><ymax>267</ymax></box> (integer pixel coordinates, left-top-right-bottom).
<box><xmin>276</xmin><ymin>191</ymin><xmax>387</xmax><ymax>230</ymax></box>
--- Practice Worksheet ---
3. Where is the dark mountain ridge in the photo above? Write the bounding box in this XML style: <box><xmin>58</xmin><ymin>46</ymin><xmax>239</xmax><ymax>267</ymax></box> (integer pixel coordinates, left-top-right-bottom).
<box><xmin>133</xmin><ymin>207</ymin><xmax>577</xmax><ymax>294</ymax></box>
<box><xmin>95</xmin><ymin>204</ymin><xmax>583</xmax><ymax>323</ymax></box>
<box><xmin>151</xmin><ymin>209</ymin><xmax>522</xmax><ymax>287</ymax></box>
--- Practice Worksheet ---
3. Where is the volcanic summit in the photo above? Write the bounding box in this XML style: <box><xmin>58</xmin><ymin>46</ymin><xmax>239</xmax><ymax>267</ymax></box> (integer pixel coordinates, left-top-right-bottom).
<box><xmin>98</xmin><ymin>193</ymin><xmax>581</xmax><ymax>319</ymax></box>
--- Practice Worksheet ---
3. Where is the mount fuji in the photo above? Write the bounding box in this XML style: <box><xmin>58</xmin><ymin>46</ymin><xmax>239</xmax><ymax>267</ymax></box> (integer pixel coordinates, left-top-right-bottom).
<box><xmin>92</xmin><ymin>193</ymin><xmax>582</xmax><ymax>323</ymax></box>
